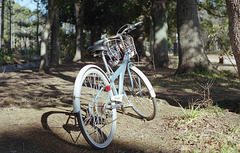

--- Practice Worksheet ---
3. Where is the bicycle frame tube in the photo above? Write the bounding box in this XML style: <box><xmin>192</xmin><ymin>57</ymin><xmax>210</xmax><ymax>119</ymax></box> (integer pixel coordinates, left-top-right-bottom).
<box><xmin>92</xmin><ymin>86</ymin><xmax>105</xmax><ymax>103</ymax></box>
<box><xmin>102</xmin><ymin>52</ymin><xmax>131</xmax><ymax>96</ymax></box>
<box><xmin>127</xmin><ymin>62</ymin><xmax>135</xmax><ymax>93</ymax></box>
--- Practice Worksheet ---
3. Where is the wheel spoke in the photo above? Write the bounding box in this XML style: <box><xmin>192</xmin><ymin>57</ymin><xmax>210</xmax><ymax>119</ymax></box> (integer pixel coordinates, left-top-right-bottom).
<box><xmin>75</xmin><ymin>68</ymin><xmax>116</xmax><ymax>148</ymax></box>
<box><xmin>124</xmin><ymin>68</ymin><xmax>157</xmax><ymax>120</ymax></box>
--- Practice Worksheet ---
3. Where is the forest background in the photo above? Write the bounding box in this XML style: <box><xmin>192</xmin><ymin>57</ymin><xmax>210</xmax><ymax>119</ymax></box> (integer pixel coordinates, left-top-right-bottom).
<box><xmin>0</xmin><ymin>0</ymin><xmax>239</xmax><ymax>77</ymax></box>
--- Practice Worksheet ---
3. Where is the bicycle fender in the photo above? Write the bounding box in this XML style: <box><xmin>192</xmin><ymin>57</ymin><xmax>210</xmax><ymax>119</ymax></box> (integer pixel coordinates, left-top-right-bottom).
<box><xmin>73</xmin><ymin>64</ymin><xmax>109</xmax><ymax>113</ymax></box>
<box><xmin>129</xmin><ymin>66</ymin><xmax>156</xmax><ymax>98</ymax></box>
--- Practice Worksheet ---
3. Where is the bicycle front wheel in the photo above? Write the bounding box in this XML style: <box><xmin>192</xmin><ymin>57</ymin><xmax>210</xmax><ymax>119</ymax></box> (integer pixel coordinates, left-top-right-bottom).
<box><xmin>73</xmin><ymin>66</ymin><xmax>116</xmax><ymax>149</ymax></box>
<box><xmin>125</xmin><ymin>66</ymin><xmax>157</xmax><ymax>121</ymax></box>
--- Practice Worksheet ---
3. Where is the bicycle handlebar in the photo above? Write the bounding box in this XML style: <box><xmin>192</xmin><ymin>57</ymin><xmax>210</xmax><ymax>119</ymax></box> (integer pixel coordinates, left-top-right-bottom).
<box><xmin>94</xmin><ymin>21</ymin><xmax>142</xmax><ymax>45</ymax></box>
<box><xmin>133</xmin><ymin>21</ymin><xmax>142</xmax><ymax>27</ymax></box>
<box><xmin>119</xmin><ymin>21</ymin><xmax>142</xmax><ymax>35</ymax></box>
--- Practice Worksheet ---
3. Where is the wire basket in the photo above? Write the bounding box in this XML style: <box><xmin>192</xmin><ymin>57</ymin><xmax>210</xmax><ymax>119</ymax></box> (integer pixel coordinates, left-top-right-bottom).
<box><xmin>123</xmin><ymin>35</ymin><xmax>137</xmax><ymax>58</ymax></box>
<box><xmin>106</xmin><ymin>39</ymin><xmax>123</xmax><ymax>67</ymax></box>
<box><xmin>105</xmin><ymin>35</ymin><xmax>137</xmax><ymax>67</ymax></box>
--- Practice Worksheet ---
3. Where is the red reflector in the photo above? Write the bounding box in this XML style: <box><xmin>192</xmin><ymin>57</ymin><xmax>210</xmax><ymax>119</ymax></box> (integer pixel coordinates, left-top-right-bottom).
<box><xmin>105</xmin><ymin>86</ymin><xmax>111</xmax><ymax>92</ymax></box>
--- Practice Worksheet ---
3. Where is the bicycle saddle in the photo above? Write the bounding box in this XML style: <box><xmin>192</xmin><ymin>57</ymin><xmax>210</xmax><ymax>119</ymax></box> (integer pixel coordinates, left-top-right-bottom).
<box><xmin>87</xmin><ymin>45</ymin><xmax>109</xmax><ymax>57</ymax></box>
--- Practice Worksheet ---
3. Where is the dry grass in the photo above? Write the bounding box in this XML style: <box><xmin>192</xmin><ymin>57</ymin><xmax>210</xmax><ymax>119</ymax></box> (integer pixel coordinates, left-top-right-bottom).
<box><xmin>169</xmin><ymin>107</ymin><xmax>240</xmax><ymax>152</ymax></box>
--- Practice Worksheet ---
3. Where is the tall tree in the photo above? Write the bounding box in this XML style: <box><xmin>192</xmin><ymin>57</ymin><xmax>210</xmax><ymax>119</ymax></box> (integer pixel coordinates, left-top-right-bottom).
<box><xmin>226</xmin><ymin>0</ymin><xmax>240</xmax><ymax>77</ymax></box>
<box><xmin>50</xmin><ymin>1</ymin><xmax>60</xmax><ymax>66</ymax></box>
<box><xmin>1</xmin><ymin>0</ymin><xmax>4</xmax><ymax>47</ymax></box>
<box><xmin>151</xmin><ymin>0</ymin><xmax>168</xmax><ymax>68</ymax></box>
<box><xmin>35</xmin><ymin>0</ymin><xmax>40</xmax><ymax>52</ymax></box>
<box><xmin>39</xmin><ymin>0</ymin><xmax>54</xmax><ymax>72</ymax></box>
<box><xmin>73</xmin><ymin>0</ymin><xmax>86</xmax><ymax>62</ymax></box>
<box><xmin>8</xmin><ymin>0</ymin><xmax>12</xmax><ymax>50</ymax></box>
<box><xmin>13</xmin><ymin>3</ymin><xmax>35</xmax><ymax>50</ymax></box>
<box><xmin>176</xmin><ymin>0</ymin><xmax>214</xmax><ymax>74</ymax></box>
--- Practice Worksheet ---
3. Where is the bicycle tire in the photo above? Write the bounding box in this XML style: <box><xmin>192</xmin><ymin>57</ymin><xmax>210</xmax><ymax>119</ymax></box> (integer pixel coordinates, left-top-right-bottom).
<box><xmin>125</xmin><ymin>66</ymin><xmax>157</xmax><ymax>120</ymax></box>
<box><xmin>73</xmin><ymin>65</ymin><xmax>116</xmax><ymax>149</ymax></box>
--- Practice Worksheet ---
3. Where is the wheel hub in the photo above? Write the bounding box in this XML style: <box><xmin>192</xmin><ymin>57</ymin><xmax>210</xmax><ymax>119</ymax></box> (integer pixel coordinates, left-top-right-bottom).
<box><xmin>89</xmin><ymin>101</ymin><xmax>104</xmax><ymax>116</ymax></box>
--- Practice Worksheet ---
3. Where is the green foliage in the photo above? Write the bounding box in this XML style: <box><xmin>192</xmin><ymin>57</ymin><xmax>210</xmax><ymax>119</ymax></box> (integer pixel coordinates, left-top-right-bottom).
<box><xmin>207</xmin><ymin>24</ymin><xmax>231</xmax><ymax>54</ymax></box>
<box><xmin>83</xmin><ymin>0</ymin><xmax>150</xmax><ymax>35</ymax></box>
<box><xmin>178</xmin><ymin>103</ymin><xmax>200</xmax><ymax>119</ymax></box>
<box><xmin>198</xmin><ymin>0</ymin><xmax>227</xmax><ymax>17</ymax></box>
<box><xmin>198</xmin><ymin>0</ymin><xmax>230</xmax><ymax>54</ymax></box>
<box><xmin>59</xmin><ymin>28</ymin><xmax>75</xmax><ymax>62</ymax></box>
<box><xmin>207</xmin><ymin>105</ymin><xmax>226</xmax><ymax>117</ymax></box>
<box><xmin>213</xmin><ymin>125</ymin><xmax>240</xmax><ymax>153</ymax></box>
<box><xmin>0</xmin><ymin>0</ymin><xmax>46</xmax><ymax>64</ymax></box>
<box><xmin>59</xmin><ymin>1</ymin><xmax>75</xmax><ymax>24</ymax></box>
<box><xmin>8</xmin><ymin>0</ymin><xmax>233</xmax><ymax>68</ymax></box>
<box><xmin>194</xmin><ymin>66</ymin><xmax>213</xmax><ymax>75</ymax></box>
<box><xmin>13</xmin><ymin>2</ymin><xmax>38</xmax><ymax>42</ymax></box>
<box><xmin>175</xmin><ymin>64</ymin><xmax>239</xmax><ymax>82</ymax></box>
<box><xmin>0</xmin><ymin>48</ymin><xmax>13</xmax><ymax>64</ymax></box>
<box><xmin>166</xmin><ymin>0</ymin><xmax>177</xmax><ymax>47</ymax></box>
<box><xmin>174</xmin><ymin>66</ymin><xmax>217</xmax><ymax>80</ymax></box>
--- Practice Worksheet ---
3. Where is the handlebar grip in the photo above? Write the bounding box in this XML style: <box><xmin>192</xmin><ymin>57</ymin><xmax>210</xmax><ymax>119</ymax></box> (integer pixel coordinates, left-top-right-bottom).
<box><xmin>117</xmin><ymin>21</ymin><xmax>143</xmax><ymax>34</ymax></box>
<box><xmin>94</xmin><ymin>39</ymin><xmax>104</xmax><ymax>45</ymax></box>
<box><xmin>133</xmin><ymin>21</ymin><xmax>142</xmax><ymax>27</ymax></box>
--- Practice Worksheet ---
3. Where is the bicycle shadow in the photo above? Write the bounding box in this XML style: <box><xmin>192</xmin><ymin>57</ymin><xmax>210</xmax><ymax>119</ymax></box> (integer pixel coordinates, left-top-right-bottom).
<box><xmin>40</xmin><ymin>106</ymin><xmax>145</xmax><ymax>151</ymax></box>
<box><xmin>41</xmin><ymin>110</ymin><xmax>90</xmax><ymax>149</ymax></box>
<box><xmin>117</xmin><ymin>108</ymin><xmax>143</xmax><ymax>120</ymax></box>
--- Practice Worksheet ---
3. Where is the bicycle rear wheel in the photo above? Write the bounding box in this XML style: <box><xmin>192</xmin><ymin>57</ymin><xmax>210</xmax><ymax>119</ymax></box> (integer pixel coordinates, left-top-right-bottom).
<box><xmin>125</xmin><ymin>66</ymin><xmax>157</xmax><ymax>120</ymax></box>
<box><xmin>73</xmin><ymin>66</ymin><xmax>116</xmax><ymax>149</ymax></box>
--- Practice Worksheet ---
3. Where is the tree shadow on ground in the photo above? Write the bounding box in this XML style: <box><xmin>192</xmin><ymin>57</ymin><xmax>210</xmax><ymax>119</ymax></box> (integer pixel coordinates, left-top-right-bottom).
<box><xmin>147</xmin><ymin>67</ymin><xmax>240</xmax><ymax>113</ymax></box>
<box><xmin>0</xmin><ymin>128</ymin><xmax>167</xmax><ymax>153</ymax></box>
<box><xmin>0</xmin><ymin>66</ymin><xmax>76</xmax><ymax>109</ymax></box>
<box><xmin>45</xmin><ymin>62</ymin><xmax>107</xmax><ymax>83</ymax></box>
<box><xmin>1</xmin><ymin>107</ymin><xmax>166</xmax><ymax>153</ymax></box>
<box><xmin>0</xmin><ymin>61</ymin><xmax>239</xmax><ymax>113</ymax></box>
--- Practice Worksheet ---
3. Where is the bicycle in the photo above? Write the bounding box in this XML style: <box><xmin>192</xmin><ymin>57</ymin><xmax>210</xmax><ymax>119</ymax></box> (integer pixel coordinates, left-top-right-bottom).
<box><xmin>73</xmin><ymin>22</ymin><xmax>157</xmax><ymax>149</ymax></box>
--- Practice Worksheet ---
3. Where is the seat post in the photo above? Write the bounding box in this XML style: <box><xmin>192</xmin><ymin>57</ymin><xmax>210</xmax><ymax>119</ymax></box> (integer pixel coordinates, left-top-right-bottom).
<box><xmin>102</xmin><ymin>52</ymin><xmax>111</xmax><ymax>75</ymax></box>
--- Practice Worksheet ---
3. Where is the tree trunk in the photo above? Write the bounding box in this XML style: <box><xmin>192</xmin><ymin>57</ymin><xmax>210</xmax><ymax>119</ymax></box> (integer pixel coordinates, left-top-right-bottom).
<box><xmin>176</xmin><ymin>0</ymin><xmax>214</xmax><ymax>74</ymax></box>
<box><xmin>151</xmin><ymin>0</ymin><xmax>169</xmax><ymax>68</ymax></box>
<box><xmin>90</xmin><ymin>25</ymin><xmax>101</xmax><ymax>45</ymax></box>
<box><xmin>226</xmin><ymin>0</ymin><xmax>240</xmax><ymax>77</ymax></box>
<box><xmin>73</xmin><ymin>0</ymin><xmax>86</xmax><ymax>62</ymax></box>
<box><xmin>9</xmin><ymin>0</ymin><xmax>12</xmax><ymax>50</ymax></box>
<box><xmin>135</xmin><ymin>34</ymin><xmax>146</xmax><ymax>60</ymax></box>
<box><xmin>149</xmin><ymin>16</ymin><xmax>155</xmax><ymax>69</ymax></box>
<box><xmin>39</xmin><ymin>0</ymin><xmax>54</xmax><ymax>72</ymax></box>
<box><xmin>50</xmin><ymin>4</ymin><xmax>60</xmax><ymax>66</ymax></box>
<box><xmin>1</xmin><ymin>0</ymin><xmax>4</xmax><ymax>47</ymax></box>
<box><xmin>36</xmin><ymin>0</ymin><xmax>40</xmax><ymax>53</ymax></box>
<box><xmin>135</xmin><ymin>20</ymin><xmax>146</xmax><ymax>61</ymax></box>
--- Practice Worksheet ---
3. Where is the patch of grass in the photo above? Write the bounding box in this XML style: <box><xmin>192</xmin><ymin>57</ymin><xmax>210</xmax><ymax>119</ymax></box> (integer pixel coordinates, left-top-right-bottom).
<box><xmin>174</xmin><ymin>66</ymin><xmax>239</xmax><ymax>83</ymax></box>
<box><xmin>174</xmin><ymin>66</ymin><xmax>216</xmax><ymax>80</ymax></box>
<box><xmin>212</xmin><ymin>125</ymin><xmax>240</xmax><ymax>153</ymax></box>
<box><xmin>173</xmin><ymin>98</ymin><xmax>239</xmax><ymax>152</ymax></box>
<box><xmin>178</xmin><ymin>103</ymin><xmax>201</xmax><ymax>120</ymax></box>
<box><xmin>207</xmin><ymin>105</ymin><xmax>227</xmax><ymax>117</ymax></box>
<box><xmin>220</xmin><ymin>70</ymin><xmax>239</xmax><ymax>80</ymax></box>
<box><xmin>169</xmin><ymin>110</ymin><xmax>240</xmax><ymax>153</ymax></box>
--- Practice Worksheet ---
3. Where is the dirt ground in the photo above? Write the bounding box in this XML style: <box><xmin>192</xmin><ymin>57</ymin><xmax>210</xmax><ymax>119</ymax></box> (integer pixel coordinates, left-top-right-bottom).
<box><xmin>0</xmin><ymin>56</ymin><xmax>240</xmax><ymax>153</ymax></box>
